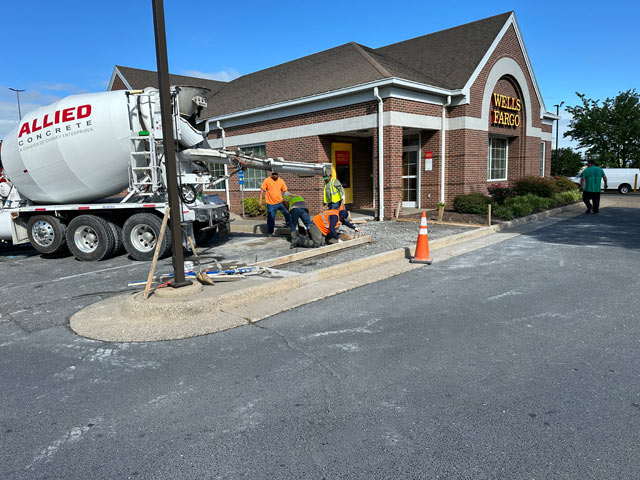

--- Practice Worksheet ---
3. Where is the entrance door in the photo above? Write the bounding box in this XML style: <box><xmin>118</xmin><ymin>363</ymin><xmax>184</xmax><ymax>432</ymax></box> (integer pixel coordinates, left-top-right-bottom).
<box><xmin>331</xmin><ymin>143</ymin><xmax>353</xmax><ymax>204</ymax></box>
<box><xmin>402</xmin><ymin>149</ymin><xmax>419</xmax><ymax>208</ymax></box>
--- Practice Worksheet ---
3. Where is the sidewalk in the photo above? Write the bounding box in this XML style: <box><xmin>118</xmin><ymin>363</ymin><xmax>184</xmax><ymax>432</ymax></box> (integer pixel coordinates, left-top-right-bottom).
<box><xmin>70</xmin><ymin>201</ymin><xmax>591</xmax><ymax>343</ymax></box>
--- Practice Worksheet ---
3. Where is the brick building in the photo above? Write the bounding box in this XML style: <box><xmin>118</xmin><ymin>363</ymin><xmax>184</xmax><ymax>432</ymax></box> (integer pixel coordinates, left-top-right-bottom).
<box><xmin>110</xmin><ymin>11</ymin><xmax>557</xmax><ymax>220</ymax></box>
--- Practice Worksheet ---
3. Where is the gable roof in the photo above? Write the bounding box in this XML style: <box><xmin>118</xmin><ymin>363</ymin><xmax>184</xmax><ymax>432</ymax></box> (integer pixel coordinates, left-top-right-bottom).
<box><xmin>201</xmin><ymin>12</ymin><xmax>513</xmax><ymax>118</ymax></box>
<box><xmin>375</xmin><ymin>12</ymin><xmax>512</xmax><ymax>90</ymax></box>
<box><xmin>201</xmin><ymin>42</ymin><xmax>443</xmax><ymax>119</ymax></box>
<box><xmin>110</xmin><ymin>65</ymin><xmax>227</xmax><ymax>97</ymax></box>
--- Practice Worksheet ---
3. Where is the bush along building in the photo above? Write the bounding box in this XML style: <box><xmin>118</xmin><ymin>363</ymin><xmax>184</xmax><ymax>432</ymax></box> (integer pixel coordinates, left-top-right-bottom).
<box><xmin>110</xmin><ymin>11</ymin><xmax>556</xmax><ymax>220</ymax></box>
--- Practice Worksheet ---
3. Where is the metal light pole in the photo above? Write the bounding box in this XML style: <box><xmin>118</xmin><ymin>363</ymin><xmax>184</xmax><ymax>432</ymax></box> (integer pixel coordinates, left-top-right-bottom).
<box><xmin>553</xmin><ymin>101</ymin><xmax>564</xmax><ymax>175</ymax></box>
<box><xmin>9</xmin><ymin>88</ymin><xmax>25</xmax><ymax>120</ymax></box>
<box><xmin>151</xmin><ymin>0</ymin><xmax>191</xmax><ymax>288</ymax></box>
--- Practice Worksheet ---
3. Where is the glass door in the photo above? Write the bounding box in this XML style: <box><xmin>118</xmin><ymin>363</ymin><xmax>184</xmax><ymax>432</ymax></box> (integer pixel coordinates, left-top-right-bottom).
<box><xmin>402</xmin><ymin>149</ymin><xmax>418</xmax><ymax>207</ymax></box>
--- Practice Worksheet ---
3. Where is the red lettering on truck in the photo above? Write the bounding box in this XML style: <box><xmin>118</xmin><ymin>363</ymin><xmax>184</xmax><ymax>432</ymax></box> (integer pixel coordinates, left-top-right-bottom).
<box><xmin>61</xmin><ymin>108</ymin><xmax>74</xmax><ymax>122</ymax></box>
<box><xmin>18</xmin><ymin>104</ymin><xmax>92</xmax><ymax>138</ymax></box>
<box><xmin>77</xmin><ymin>105</ymin><xmax>91</xmax><ymax>119</ymax></box>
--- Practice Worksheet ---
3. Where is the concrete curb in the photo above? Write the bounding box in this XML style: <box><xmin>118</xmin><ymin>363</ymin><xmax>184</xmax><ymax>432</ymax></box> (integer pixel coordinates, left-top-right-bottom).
<box><xmin>70</xmin><ymin>201</ymin><xmax>584</xmax><ymax>342</ymax></box>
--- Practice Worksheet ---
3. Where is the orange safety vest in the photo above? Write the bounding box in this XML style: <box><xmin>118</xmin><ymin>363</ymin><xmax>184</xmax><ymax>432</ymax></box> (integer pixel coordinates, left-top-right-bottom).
<box><xmin>313</xmin><ymin>209</ymin><xmax>341</xmax><ymax>236</ymax></box>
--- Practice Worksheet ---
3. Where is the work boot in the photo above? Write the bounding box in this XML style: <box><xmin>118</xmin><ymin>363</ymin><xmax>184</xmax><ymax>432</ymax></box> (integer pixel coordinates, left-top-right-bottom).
<box><xmin>290</xmin><ymin>231</ymin><xmax>298</xmax><ymax>249</ymax></box>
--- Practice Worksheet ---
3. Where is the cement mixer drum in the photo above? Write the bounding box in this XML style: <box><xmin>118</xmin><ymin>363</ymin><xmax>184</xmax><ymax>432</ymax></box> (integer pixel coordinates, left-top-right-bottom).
<box><xmin>1</xmin><ymin>90</ymin><xmax>138</xmax><ymax>204</ymax></box>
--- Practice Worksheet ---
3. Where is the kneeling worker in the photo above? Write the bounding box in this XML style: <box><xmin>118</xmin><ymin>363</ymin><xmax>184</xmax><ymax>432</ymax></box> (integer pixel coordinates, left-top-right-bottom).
<box><xmin>282</xmin><ymin>192</ymin><xmax>311</xmax><ymax>246</ymax></box>
<box><xmin>293</xmin><ymin>209</ymin><xmax>359</xmax><ymax>248</ymax></box>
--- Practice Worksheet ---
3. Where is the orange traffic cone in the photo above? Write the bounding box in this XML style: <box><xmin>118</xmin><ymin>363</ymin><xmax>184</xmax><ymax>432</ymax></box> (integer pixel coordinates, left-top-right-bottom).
<box><xmin>410</xmin><ymin>211</ymin><xmax>432</xmax><ymax>264</ymax></box>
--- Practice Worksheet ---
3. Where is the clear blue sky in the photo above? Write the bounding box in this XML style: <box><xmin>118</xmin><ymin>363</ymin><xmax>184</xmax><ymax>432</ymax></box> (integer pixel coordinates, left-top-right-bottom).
<box><xmin>1</xmin><ymin>0</ymin><xmax>638</xmax><ymax>149</ymax></box>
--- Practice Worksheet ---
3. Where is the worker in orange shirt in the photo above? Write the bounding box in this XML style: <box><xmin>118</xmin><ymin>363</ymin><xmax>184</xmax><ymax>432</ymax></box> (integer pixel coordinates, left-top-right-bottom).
<box><xmin>258</xmin><ymin>171</ymin><xmax>291</xmax><ymax>235</ymax></box>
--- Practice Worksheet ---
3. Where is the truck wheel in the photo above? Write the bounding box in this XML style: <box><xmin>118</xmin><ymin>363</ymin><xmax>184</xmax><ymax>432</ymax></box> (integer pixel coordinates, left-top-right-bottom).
<box><xmin>106</xmin><ymin>219</ymin><xmax>123</xmax><ymax>257</ymax></box>
<box><xmin>122</xmin><ymin>213</ymin><xmax>171</xmax><ymax>261</ymax></box>
<box><xmin>27</xmin><ymin>215</ymin><xmax>68</xmax><ymax>255</ymax></box>
<box><xmin>618</xmin><ymin>184</ymin><xmax>631</xmax><ymax>194</ymax></box>
<box><xmin>66</xmin><ymin>215</ymin><xmax>115</xmax><ymax>261</ymax></box>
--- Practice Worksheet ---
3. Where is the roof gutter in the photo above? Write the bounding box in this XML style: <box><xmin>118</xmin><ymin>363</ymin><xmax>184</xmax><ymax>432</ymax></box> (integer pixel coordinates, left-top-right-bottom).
<box><xmin>374</xmin><ymin>87</ymin><xmax>384</xmax><ymax>221</ymax></box>
<box><xmin>440</xmin><ymin>95</ymin><xmax>451</xmax><ymax>204</ymax></box>
<box><xmin>201</xmin><ymin>78</ymin><xmax>464</xmax><ymax>124</ymax></box>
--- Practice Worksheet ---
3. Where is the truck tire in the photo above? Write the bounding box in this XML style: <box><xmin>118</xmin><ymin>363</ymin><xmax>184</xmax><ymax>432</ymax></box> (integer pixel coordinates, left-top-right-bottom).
<box><xmin>106</xmin><ymin>219</ymin><xmax>123</xmax><ymax>257</ymax></box>
<box><xmin>618</xmin><ymin>184</ymin><xmax>631</xmax><ymax>194</ymax></box>
<box><xmin>66</xmin><ymin>215</ymin><xmax>115</xmax><ymax>261</ymax></box>
<box><xmin>26</xmin><ymin>215</ymin><xmax>68</xmax><ymax>255</ymax></box>
<box><xmin>122</xmin><ymin>213</ymin><xmax>171</xmax><ymax>261</ymax></box>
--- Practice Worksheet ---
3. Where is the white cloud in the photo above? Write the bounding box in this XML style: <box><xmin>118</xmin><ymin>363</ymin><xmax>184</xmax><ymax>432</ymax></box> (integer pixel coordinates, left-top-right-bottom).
<box><xmin>181</xmin><ymin>69</ymin><xmax>241</xmax><ymax>82</ymax></box>
<box><xmin>30</xmin><ymin>83</ymin><xmax>89</xmax><ymax>94</ymax></box>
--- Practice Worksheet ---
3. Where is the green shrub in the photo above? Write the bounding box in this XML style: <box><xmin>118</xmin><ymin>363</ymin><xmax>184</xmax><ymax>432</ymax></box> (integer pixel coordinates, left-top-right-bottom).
<box><xmin>243</xmin><ymin>197</ymin><xmax>266</xmax><ymax>216</ymax></box>
<box><xmin>553</xmin><ymin>176</ymin><xmax>579</xmax><ymax>192</ymax></box>
<box><xmin>453</xmin><ymin>193</ymin><xmax>492</xmax><ymax>214</ymax></box>
<box><xmin>513</xmin><ymin>176</ymin><xmax>558</xmax><ymax>198</ymax></box>
<box><xmin>504</xmin><ymin>195</ymin><xmax>535</xmax><ymax>217</ymax></box>
<box><xmin>551</xmin><ymin>190</ymin><xmax>581</xmax><ymax>206</ymax></box>
<box><xmin>492</xmin><ymin>205</ymin><xmax>515</xmax><ymax>220</ymax></box>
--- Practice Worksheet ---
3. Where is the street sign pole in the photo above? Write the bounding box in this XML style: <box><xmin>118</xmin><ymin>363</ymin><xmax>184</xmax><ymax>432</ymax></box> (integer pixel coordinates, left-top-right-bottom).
<box><xmin>151</xmin><ymin>0</ymin><xmax>191</xmax><ymax>288</ymax></box>
<box><xmin>238</xmin><ymin>170</ymin><xmax>245</xmax><ymax>218</ymax></box>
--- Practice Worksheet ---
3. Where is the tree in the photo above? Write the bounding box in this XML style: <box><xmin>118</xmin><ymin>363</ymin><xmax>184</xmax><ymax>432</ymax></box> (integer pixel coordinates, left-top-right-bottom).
<box><xmin>564</xmin><ymin>89</ymin><xmax>640</xmax><ymax>168</ymax></box>
<box><xmin>551</xmin><ymin>147</ymin><xmax>583</xmax><ymax>176</ymax></box>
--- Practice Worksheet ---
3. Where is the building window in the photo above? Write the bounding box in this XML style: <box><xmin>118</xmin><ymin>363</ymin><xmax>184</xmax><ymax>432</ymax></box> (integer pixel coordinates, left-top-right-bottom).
<box><xmin>208</xmin><ymin>162</ymin><xmax>226</xmax><ymax>190</ymax></box>
<box><xmin>540</xmin><ymin>142</ymin><xmax>545</xmax><ymax>177</ymax></box>
<box><xmin>488</xmin><ymin>137</ymin><xmax>508</xmax><ymax>181</ymax></box>
<box><xmin>239</xmin><ymin>144</ymin><xmax>267</xmax><ymax>190</ymax></box>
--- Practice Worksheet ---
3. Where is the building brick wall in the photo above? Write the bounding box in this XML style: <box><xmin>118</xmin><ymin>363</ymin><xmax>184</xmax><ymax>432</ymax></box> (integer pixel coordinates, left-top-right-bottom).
<box><xmin>194</xmin><ymin>21</ymin><xmax>551</xmax><ymax>216</ymax></box>
<box><xmin>111</xmin><ymin>75</ymin><xmax>127</xmax><ymax>90</ymax></box>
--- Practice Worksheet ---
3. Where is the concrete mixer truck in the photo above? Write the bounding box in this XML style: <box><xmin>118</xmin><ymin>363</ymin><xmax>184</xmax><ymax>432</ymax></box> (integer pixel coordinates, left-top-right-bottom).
<box><xmin>0</xmin><ymin>86</ymin><xmax>330</xmax><ymax>261</ymax></box>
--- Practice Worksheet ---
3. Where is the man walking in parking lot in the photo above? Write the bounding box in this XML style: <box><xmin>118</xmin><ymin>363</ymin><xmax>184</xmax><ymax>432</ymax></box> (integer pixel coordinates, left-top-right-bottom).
<box><xmin>580</xmin><ymin>159</ymin><xmax>608</xmax><ymax>214</ymax></box>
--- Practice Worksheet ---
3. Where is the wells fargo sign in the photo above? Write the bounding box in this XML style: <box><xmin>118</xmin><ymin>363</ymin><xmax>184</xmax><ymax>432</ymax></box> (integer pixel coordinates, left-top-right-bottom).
<box><xmin>491</xmin><ymin>93</ymin><xmax>521</xmax><ymax>128</ymax></box>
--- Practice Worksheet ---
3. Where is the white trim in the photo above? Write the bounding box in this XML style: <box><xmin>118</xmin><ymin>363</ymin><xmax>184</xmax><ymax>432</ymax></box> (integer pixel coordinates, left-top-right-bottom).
<box><xmin>201</xmin><ymin>78</ymin><xmax>463</xmax><ymax>125</ymax></box>
<box><xmin>107</xmin><ymin>67</ymin><xmax>132</xmax><ymax>91</ymax></box>
<box><xmin>539</xmin><ymin>141</ymin><xmax>546</xmax><ymax>177</ymax></box>
<box><xmin>447</xmin><ymin>116</ymin><xmax>486</xmax><ymax>131</ymax></box>
<box><xmin>402</xmin><ymin>136</ymin><xmax>420</xmax><ymax>208</ymax></box>
<box><xmin>541</xmin><ymin>131</ymin><xmax>552</xmax><ymax>142</ymax></box>
<box><xmin>386</xmin><ymin>112</ymin><xmax>441</xmax><ymax>130</ymax></box>
<box><xmin>462</xmin><ymin>12</ymin><xmax>548</xmax><ymax>117</ymax></box>
<box><xmin>481</xmin><ymin>57</ymin><xmax>540</xmax><ymax>138</ymax></box>
<box><xmin>208</xmin><ymin>106</ymin><xmax>551</xmax><ymax>148</ymax></box>
<box><xmin>488</xmin><ymin>136</ymin><xmax>509</xmax><ymax>181</ymax></box>
<box><xmin>207</xmin><ymin>114</ymin><xmax>377</xmax><ymax>148</ymax></box>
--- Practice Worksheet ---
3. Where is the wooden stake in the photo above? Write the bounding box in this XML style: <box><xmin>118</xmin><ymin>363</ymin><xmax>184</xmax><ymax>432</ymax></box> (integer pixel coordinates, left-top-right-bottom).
<box><xmin>488</xmin><ymin>204</ymin><xmax>492</xmax><ymax>226</ymax></box>
<box><xmin>437</xmin><ymin>205</ymin><xmax>444</xmax><ymax>222</ymax></box>
<box><xmin>143</xmin><ymin>207</ymin><xmax>170</xmax><ymax>300</ymax></box>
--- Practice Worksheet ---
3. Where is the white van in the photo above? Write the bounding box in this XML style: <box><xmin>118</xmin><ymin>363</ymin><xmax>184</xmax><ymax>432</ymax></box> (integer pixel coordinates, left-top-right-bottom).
<box><xmin>569</xmin><ymin>168</ymin><xmax>640</xmax><ymax>194</ymax></box>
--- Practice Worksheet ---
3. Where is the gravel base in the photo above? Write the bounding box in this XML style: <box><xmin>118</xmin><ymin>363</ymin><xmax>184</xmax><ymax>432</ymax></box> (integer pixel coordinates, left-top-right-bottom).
<box><xmin>286</xmin><ymin>220</ymin><xmax>477</xmax><ymax>273</ymax></box>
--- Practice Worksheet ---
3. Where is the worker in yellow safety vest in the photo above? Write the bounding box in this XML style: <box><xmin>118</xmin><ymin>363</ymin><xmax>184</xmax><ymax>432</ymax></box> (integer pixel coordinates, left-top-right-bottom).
<box><xmin>292</xmin><ymin>208</ymin><xmax>359</xmax><ymax>248</ymax></box>
<box><xmin>323</xmin><ymin>175</ymin><xmax>345</xmax><ymax>210</ymax></box>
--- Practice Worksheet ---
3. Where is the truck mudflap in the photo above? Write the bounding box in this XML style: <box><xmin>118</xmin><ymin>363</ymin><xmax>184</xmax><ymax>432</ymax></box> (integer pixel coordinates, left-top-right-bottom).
<box><xmin>10</xmin><ymin>215</ymin><xmax>29</xmax><ymax>244</ymax></box>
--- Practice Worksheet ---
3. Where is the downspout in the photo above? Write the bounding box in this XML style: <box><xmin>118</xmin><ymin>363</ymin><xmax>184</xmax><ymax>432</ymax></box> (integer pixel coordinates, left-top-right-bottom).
<box><xmin>374</xmin><ymin>87</ymin><xmax>384</xmax><ymax>220</ymax></box>
<box><xmin>216</xmin><ymin>120</ymin><xmax>231</xmax><ymax>207</ymax></box>
<box><xmin>440</xmin><ymin>96</ymin><xmax>451</xmax><ymax>204</ymax></box>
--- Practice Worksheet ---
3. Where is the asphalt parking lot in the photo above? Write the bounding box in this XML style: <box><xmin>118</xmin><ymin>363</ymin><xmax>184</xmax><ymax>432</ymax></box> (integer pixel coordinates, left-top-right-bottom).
<box><xmin>0</xmin><ymin>220</ymin><xmax>473</xmax><ymax>333</ymax></box>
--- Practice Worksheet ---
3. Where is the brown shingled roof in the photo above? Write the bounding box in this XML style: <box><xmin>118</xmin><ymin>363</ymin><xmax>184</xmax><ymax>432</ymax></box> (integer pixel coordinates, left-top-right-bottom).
<box><xmin>114</xmin><ymin>66</ymin><xmax>227</xmax><ymax>97</ymax></box>
<box><xmin>201</xmin><ymin>12</ymin><xmax>512</xmax><ymax>118</ymax></box>
<box><xmin>114</xmin><ymin>12</ymin><xmax>513</xmax><ymax>119</ymax></box>
<box><xmin>375</xmin><ymin>12</ymin><xmax>512</xmax><ymax>90</ymax></box>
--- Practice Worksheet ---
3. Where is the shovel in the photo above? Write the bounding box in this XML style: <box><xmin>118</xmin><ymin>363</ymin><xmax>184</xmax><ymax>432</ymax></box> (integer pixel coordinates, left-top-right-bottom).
<box><xmin>187</xmin><ymin>236</ymin><xmax>214</xmax><ymax>286</ymax></box>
